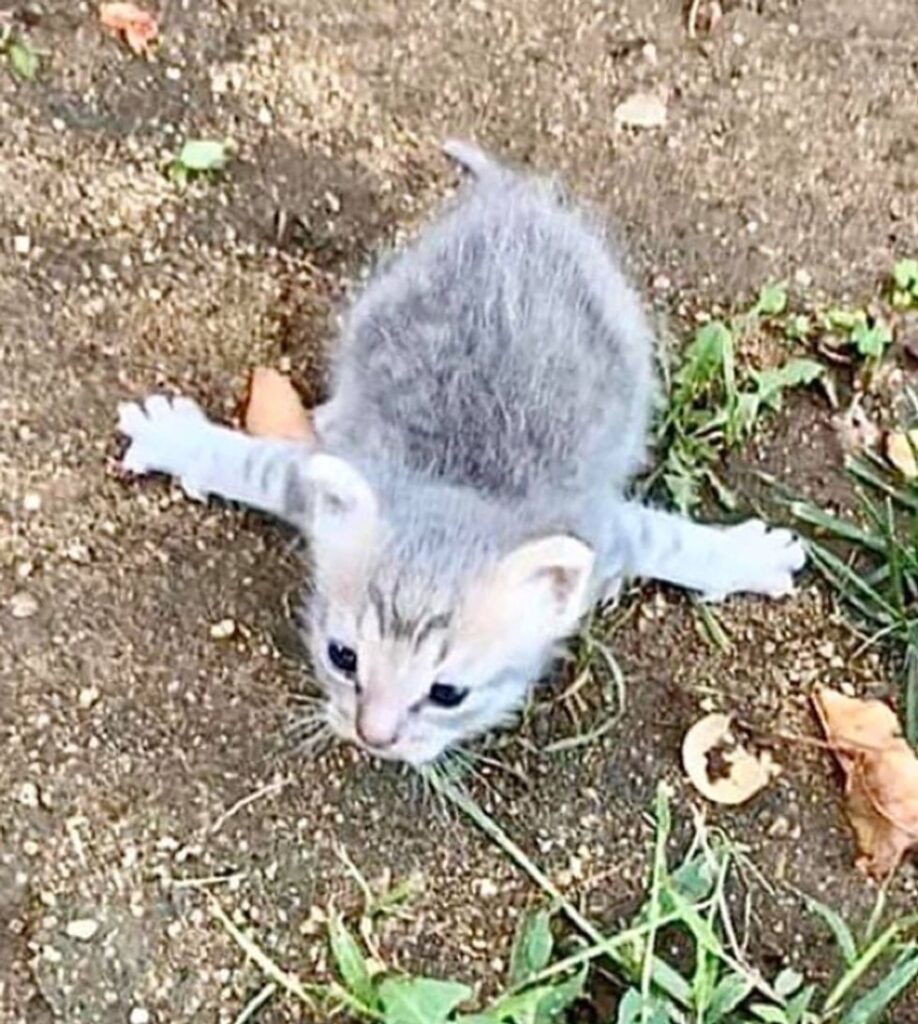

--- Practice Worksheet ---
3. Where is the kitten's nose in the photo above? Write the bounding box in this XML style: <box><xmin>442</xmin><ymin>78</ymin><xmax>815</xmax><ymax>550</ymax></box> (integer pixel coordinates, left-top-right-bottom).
<box><xmin>355</xmin><ymin>703</ymin><xmax>399</xmax><ymax>750</ymax></box>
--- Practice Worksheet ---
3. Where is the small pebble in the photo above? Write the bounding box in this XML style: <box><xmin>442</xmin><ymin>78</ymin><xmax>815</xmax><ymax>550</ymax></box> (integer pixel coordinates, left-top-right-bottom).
<box><xmin>17</xmin><ymin>782</ymin><xmax>40</xmax><ymax>808</ymax></box>
<box><xmin>79</xmin><ymin>686</ymin><xmax>101</xmax><ymax>709</ymax></box>
<box><xmin>129</xmin><ymin>1008</ymin><xmax>151</xmax><ymax>1024</ymax></box>
<box><xmin>13</xmin><ymin>235</ymin><xmax>31</xmax><ymax>256</ymax></box>
<box><xmin>22</xmin><ymin>492</ymin><xmax>42</xmax><ymax>512</ymax></box>
<box><xmin>66</xmin><ymin>918</ymin><xmax>100</xmax><ymax>941</ymax></box>
<box><xmin>9</xmin><ymin>592</ymin><xmax>39</xmax><ymax>619</ymax></box>
<box><xmin>209</xmin><ymin>618</ymin><xmax>236</xmax><ymax>640</ymax></box>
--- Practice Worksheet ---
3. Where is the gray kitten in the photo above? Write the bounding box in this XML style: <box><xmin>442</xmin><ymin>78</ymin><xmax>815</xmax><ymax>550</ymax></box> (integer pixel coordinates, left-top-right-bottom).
<box><xmin>118</xmin><ymin>141</ymin><xmax>804</xmax><ymax>765</ymax></box>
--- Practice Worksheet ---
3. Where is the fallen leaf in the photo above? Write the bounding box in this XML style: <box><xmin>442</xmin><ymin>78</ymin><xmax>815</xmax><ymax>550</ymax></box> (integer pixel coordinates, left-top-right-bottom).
<box><xmin>682</xmin><ymin>713</ymin><xmax>780</xmax><ymax>805</ymax></box>
<box><xmin>813</xmin><ymin>687</ymin><xmax>918</xmax><ymax>879</ymax></box>
<box><xmin>613</xmin><ymin>91</ymin><xmax>667</xmax><ymax>130</ymax></box>
<box><xmin>242</xmin><ymin>367</ymin><xmax>314</xmax><ymax>443</ymax></box>
<box><xmin>99</xmin><ymin>3</ymin><xmax>158</xmax><ymax>55</ymax></box>
<box><xmin>885</xmin><ymin>429</ymin><xmax>918</xmax><ymax>479</ymax></box>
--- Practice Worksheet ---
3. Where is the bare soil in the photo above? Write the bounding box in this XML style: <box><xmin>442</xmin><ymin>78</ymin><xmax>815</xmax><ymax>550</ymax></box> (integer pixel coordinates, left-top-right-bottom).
<box><xmin>2</xmin><ymin>1</ymin><xmax>917</xmax><ymax>1021</ymax></box>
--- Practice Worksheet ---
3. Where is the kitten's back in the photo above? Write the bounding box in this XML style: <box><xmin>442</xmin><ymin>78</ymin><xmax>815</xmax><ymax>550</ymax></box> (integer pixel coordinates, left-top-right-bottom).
<box><xmin>325</xmin><ymin>149</ymin><xmax>654</xmax><ymax>504</ymax></box>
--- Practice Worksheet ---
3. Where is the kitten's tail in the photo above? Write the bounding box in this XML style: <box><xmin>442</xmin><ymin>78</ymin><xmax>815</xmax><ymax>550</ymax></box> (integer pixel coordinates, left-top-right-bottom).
<box><xmin>442</xmin><ymin>138</ymin><xmax>503</xmax><ymax>181</ymax></box>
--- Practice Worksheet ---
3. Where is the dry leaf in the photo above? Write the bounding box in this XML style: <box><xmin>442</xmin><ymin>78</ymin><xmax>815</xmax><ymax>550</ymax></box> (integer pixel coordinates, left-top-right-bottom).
<box><xmin>682</xmin><ymin>713</ymin><xmax>780</xmax><ymax>805</ymax></box>
<box><xmin>242</xmin><ymin>367</ymin><xmax>314</xmax><ymax>443</ymax></box>
<box><xmin>613</xmin><ymin>91</ymin><xmax>668</xmax><ymax>130</ymax></box>
<box><xmin>99</xmin><ymin>3</ymin><xmax>158</xmax><ymax>55</ymax></box>
<box><xmin>813</xmin><ymin>687</ymin><xmax>918</xmax><ymax>879</ymax></box>
<box><xmin>885</xmin><ymin>429</ymin><xmax>918</xmax><ymax>480</ymax></box>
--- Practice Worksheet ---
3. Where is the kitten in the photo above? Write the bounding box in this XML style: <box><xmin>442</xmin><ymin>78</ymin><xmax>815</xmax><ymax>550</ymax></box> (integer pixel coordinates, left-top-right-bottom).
<box><xmin>117</xmin><ymin>140</ymin><xmax>804</xmax><ymax>765</ymax></box>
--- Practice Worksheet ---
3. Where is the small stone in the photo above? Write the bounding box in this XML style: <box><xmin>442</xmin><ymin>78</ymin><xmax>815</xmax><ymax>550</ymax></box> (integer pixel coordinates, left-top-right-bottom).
<box><xmin>613</xmin><ymin>91</ymin><xmax>667</xmax><ymax>130</ymax></box>
<box><xmin>209</xmin><ymin>618</ymin><xmax>236</xmax><ymax>640</ymax></box>
<box><xmin>9</xmin><ymin>592</ymin><xmax>39</xmax><ymax>619</ymax></box>
<box><xmin>79</xmin><ymin>686</ymin><xmax>101</xmax><ymax>709</ymax></box>
<box><xmin>22</xmin><ymin>492</ymin><xmax>41</xmax><ymax>512</ymax></box>
<box><xmin>22</xmin><ymin>839</ymin><xmax>40</xmax><ymax>857</ymax></box>
<box><xmin>16</xmin><ymin>561</ymin><xmax>34</xmax><ymax>579</ymax></box>
<box><xmin>64</xmin><ymin>541</ymin><xmax>91</xmax><ymax>564</ymax></box>
<box><xmin>17</xmin><ymin>781</ymin><xmax>40</xmax><ymax>808</ymax></box>
<box><xmin>129</xmin><ymin>1008</ymin><xmax>151</xmax><ymax>1024</ymax></box>
<box><xmin>13</xmin><ymin>235</ymin><xmax>31</xmax><ymax>256</ymax></box>
<box><xmin>165</xmin><ymin>66</ymin><xmax>181</xmax><ymax>80</ymax></box>
<box><xmin>477</xmin><ymin>878</ymin><xmax>499</xmax><ymax>898</ymax></box>
<box><xmin>66</xmin><ymin>918</ymin><xmax>100</xmax><ymax>941</ymax></box>
<box><xmin>324</xmin><ymin>191</ymin><xmax>341</xmax><ymax>214</ymax></box>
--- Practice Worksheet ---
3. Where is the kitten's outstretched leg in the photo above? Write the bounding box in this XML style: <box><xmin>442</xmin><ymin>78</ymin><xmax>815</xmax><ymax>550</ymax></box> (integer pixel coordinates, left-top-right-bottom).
<box><xmin>610</xmin><ymin>503</ymin><xmax>805</xmax><ymax>601</ymax></box>
<box><xmin>117</xmin><ymin>394</ymin><xmax>315</xmax><ymax>525</ymax></box>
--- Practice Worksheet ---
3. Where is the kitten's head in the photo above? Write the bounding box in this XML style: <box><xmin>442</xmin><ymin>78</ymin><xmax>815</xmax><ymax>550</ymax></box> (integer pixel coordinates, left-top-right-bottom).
<box><xmin>302</xmin><ymin>454</ymin><xmax>595</xmax><ymax>765</ymax></box>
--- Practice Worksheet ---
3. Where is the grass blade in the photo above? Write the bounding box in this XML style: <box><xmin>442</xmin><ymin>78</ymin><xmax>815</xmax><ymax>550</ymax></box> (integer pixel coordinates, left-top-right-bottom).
<box><xmin>839</xmin><ymin>946</ymin><xmax>918</xmax><ymax>1024</ymax></box>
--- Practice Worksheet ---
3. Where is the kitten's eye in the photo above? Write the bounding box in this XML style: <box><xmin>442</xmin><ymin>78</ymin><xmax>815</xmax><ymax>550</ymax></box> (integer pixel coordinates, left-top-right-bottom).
<box><xmin>428</xmin><ymin>682</ymin><xmax>469</xmax><ymax>709</ymax></box>
<box><xmin>328</xmin><ymin>641</ymin><xmax>357</xmax><ymax>676</ymax></box>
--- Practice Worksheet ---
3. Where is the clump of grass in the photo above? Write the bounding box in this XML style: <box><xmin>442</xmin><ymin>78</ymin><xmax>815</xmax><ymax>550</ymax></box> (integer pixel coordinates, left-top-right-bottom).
<box><xmin>213</xmin><ymin>782</ymin><xmax>918</xmax><ymax>1023</ymax></box>
<box><xmin>652</xmin><ymin>283</ymin><xmax>824</xmax><ymax>513</ymax></box>
<box><xmin>785</xmin><ymin>444</ymin><xmax>918</xmax><ymax>745</ymax></box>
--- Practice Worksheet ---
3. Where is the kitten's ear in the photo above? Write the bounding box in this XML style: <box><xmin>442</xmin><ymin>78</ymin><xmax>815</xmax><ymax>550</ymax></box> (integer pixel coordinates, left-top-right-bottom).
<box><xmin>305</xmin><ymin>454</ymin><xmax>379</xmax><ymax>552</ymax></box>
<box><xmin>487</xmin><ymin>535</ymin><xmax>595</xmax><ymax>634</ymax></box>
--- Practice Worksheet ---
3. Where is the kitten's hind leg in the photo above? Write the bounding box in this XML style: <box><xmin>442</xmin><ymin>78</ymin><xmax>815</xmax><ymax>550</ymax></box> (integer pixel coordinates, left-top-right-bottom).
<box><xmin>611</xmin><ymin>503</ymin><xmax>805</xmax><ymax>601</ymax></box>
<box><xmin>117</xmin><ymin>394</ymin><xmax>315</xmax><ymax>526</ymax></box>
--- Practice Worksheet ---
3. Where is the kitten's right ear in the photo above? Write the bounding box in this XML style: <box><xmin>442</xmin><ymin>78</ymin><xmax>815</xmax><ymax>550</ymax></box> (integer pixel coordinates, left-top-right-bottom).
<box><xmin>305</xmin><ymin>454</ymin><xmax>379</xmax><ymax>551</ymax></box>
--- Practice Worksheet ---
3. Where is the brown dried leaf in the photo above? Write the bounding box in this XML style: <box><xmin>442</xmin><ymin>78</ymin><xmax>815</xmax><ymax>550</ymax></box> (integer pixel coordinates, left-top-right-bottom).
<box><xmin>885</xmin><ymin>429</ymin><xmax>918</xmax><ymax>480</ymax></box>
<box><xmin>813</xmin><ymin>686</ymin><xmax>918</xmax><ymax>879</ymax></box>
<box><xmin>99</xmin><ymin>3</ymin><xmax>158</xmax><ymax>55</ymax></box>
<box><xmin>682</xmin><ymin>713</ymin><xmax>780</xmax><ymax>805</ymax></box>
<box><xmin>242</xmin><ymin>367</ymin><xmax>314</xmax><ymax>443</ymax></box>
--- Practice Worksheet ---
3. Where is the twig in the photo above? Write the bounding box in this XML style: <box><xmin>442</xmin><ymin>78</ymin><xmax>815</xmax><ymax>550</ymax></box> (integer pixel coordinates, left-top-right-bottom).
<box><xmin>234</xmin><ymin>982</ymin><xmax>276</xmax><ymax>1024</ymax></box>
<box><xmin>209</xmin><ymin>777</ymin><xmax>290</xmax><ymax>836</ymax></box>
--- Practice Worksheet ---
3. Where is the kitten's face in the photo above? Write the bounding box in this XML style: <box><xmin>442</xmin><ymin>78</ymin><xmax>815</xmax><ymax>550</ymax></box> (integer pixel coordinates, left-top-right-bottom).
<box><xmin>303</xmin><ymin>455</ymin><xmax>595</xmax><ymax>765</ymax></box>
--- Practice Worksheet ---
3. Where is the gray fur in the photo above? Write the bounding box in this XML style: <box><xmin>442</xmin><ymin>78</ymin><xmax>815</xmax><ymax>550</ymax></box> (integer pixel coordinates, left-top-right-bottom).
<box><xmin>117</xmin><ymin>140</ymin><xmax>805</xmax><ymax>765</ymax></box>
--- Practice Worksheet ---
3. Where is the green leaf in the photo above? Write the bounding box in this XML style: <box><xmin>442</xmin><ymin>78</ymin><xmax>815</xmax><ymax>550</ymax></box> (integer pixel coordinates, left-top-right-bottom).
<box><xmin>755</xmin><ymin>283</ymin><xmax>788</xmax><ymax>316</ymax></box>
<box><xmin>893</xmin><ymin>258</ymin><xmax>918</xmax><ymax>292</ymax></box>
<box><xmin>508</xmin><ymin>909</ymin><xmax>554</xmax><ymax>987</ymax></box>
<box><xmin>616</xmin><ymin>989</ymin><xmax>642</xmax><ymax>1024</ymax></box>
<box><xmin>785</xmin><ymin>984</ymin><xmax>816</xmax><ymax>1024</ymax></box>
<box><xmin>826</xmin><ymin>308</ymin><xmax>858</xmax><ymax>331</ymax></box>
<box><xmin>491</xmin><ymin>968</ymin><xmax>586</xmax><ymax>1024</ymax></box>
<box><xmin>839</xmin><ymin>948</ymin><xmax>918</xmax><ymax>1024</ymax></box>
<box><xmin>749</xmin><ymin>1005</ymin><xmax>789</xmax><ymax>1024</ymax></box>
<box><xmin>773</xmin><ymin>968</ymin><xmax>804</xmax><ymax>999</ymax></box>
<box><xmin>668</xmin><ymin>852</ymin><xmax>717</xmax><ymax>905</ymax></box>
<box><xmin>750</xmin><ymin>358</ymin><xmax>824</xmax><ymax>411</ymax></box>
<box><xmin>328</xmin><ymin>912</ymin><xmax>378</xmax><ymax>1009</ymax></box>
<box><xmin>8</xmin><ymin>38</ymin><xmax>39</xmax><ymax>80</ymax></box>
<box><xmin>379</xmin><ymin>978</ymin><xmax>473</xmax><ymax>1024</ymax></box>
<box><xmin>851</xmin><ymin>317</ymin><xmax>892</xmax><ymax>359</ymax></box>
<box><xmin>802</xmin><ymin>895</ymin><xmax>858</xmax><ymax>967</ymax></box>
<box><xmin>707</xmin><ymin>973</ymin><xmax>754</xmax><ymax>1021</ymax></box>
<box><xmin>456</xmin><ymin>1016</ymin><xmax>502</xmax><ymax>1024</ymax></box>
<box><xmin>176</xmin><ymin>138</ymin><xmax>232</xmax><ymax>172</ymax></box>
<box><xmin>675</xmin><ymin>321</ymin><xmax>733</xmax><ymax>397</ymax></box>
<box><xmin>785</xmin><ymin>314</ymin><xmax>811</xmax><ymax>340</ymax></box>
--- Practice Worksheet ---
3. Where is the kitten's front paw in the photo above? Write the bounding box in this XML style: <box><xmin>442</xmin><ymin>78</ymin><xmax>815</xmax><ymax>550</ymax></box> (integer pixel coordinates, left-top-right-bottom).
<box><xmin>117</xmin><ymin>394</ymin><xmax>210</xmax><ymax>499</ymax></box>
<box><xmin>705</xmin><ymin>520</ymin><xmax>806</xmax><ymax>601</ymax></box>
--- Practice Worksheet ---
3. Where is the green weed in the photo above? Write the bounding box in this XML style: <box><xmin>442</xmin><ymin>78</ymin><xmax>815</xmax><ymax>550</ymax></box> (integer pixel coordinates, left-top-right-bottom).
<box><xmin>784</xmin><ymin>444</ymin><xmax>918</xmax><ymax>745</ymax></box>
<box><xmin>653</xmin><ymin>284</ymin><xmax>823</xmax><ymax>513</ymax></box>
<box><xmin>212</xmin><ymin>783</ymin><xmax>918</xmax><ymax>1023</ymax></box>
<box><xmin>1</xmin><ymin>22</ymin><xmax>40</xmax><ymax>80</ymax></box>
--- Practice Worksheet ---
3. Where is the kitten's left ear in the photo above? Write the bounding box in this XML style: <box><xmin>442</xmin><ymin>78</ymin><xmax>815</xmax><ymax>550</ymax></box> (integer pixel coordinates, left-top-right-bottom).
<box><xmin>305</xmin><ymin>453</ymin><xmax>379</xmax><ymax>553</ymax></box>
<box><xmin>482</xmin><ymin>535</ymin><xmax>596</xmax><ymax>636</ymax></box>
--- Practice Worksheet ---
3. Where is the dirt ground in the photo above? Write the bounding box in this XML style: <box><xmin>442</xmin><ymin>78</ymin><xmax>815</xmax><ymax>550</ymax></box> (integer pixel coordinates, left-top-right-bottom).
<box><xmin>2</xmin><ymin>1</ymin><xmax>918</xmax><ymax>1021</ymax></box>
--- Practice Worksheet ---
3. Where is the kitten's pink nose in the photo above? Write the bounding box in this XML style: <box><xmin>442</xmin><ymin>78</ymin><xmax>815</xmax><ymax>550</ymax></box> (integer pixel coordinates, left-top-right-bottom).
<box><xmin>355</xmin><ymin>703</ymin><xmax>399</xmax><ymax>750</ymax></box>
